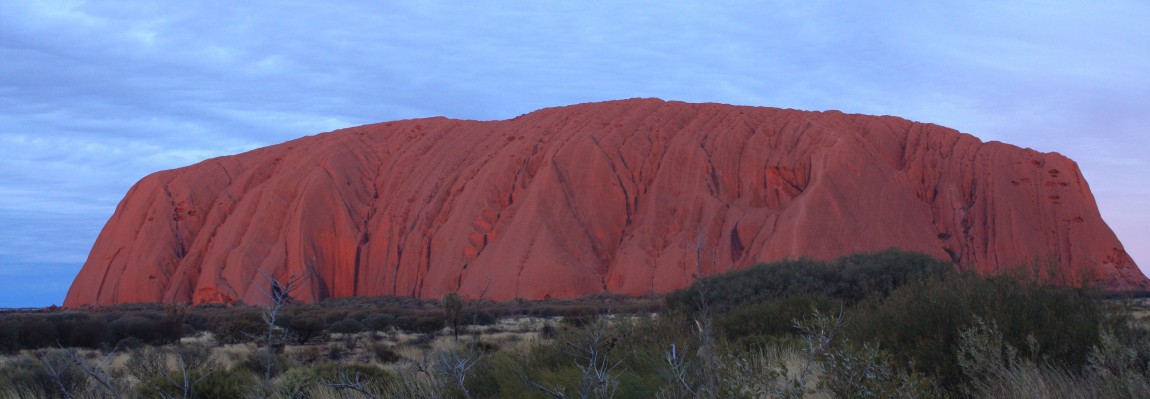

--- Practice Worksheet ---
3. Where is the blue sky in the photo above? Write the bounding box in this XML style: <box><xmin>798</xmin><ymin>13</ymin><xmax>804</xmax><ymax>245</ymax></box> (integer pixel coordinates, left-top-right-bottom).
<box><xmin>1</xmin><ymin>1</ymin><xmax>1147</xmax><ymax>307</ymax></box>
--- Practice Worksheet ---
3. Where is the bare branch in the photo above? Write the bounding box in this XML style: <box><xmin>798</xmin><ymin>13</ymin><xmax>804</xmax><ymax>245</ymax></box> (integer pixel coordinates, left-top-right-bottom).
<box><xmin>37</xmin><ymin>349</ymin><xmax>76</xmax><ymax>399</ymax></box>
<box><xmin>434</xmin><ymin>345</ymin><xmax>482</xmax><ymax>399</ymax></box>
<box><xmin>70</xmin><ymin>346</ymin><xmax>125</xmax><ymax>398</ymax></box>
<box><xmin>254</xmin><ymin>271</ymin><xmax>309</xmax><ymax>399</ymax></box>
<box><xmin>329</xmin><ymin>371</ymin><xmax>380</xmax><ymax>399</ymax></box>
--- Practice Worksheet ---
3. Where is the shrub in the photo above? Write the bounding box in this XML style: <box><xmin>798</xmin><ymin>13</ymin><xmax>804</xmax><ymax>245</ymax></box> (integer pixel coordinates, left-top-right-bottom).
<box><xmin>17</xmin><ymin>317</ymin><xmax>58</xmax><ymax>348</ymax></box>
<box><xmin>2</xmin><ymin>352</ymin><xmax>85</xmax><ymax>397</ymax></box>
<box><xmin>285</xmin><ymin>310</ymin><xmax>326</xmax><ymax>344</ymax></box>
<box><xmin>116</xmin><ymin>336</ymin><xmax>144</xmax><ymax>350</ymax></box>
<box><xmin>467</xmin><ymin>310</ymin><xmax>497</xmax><ymax>326</ymax></box>
<box><xmin>176</xmin><ymin>343</ymin><xmax>215</xmax><ymax>371</ymax></box>
<box><xmin>952</xmin><ymin>318</ymin><xmax>1150</xmax><ymax>398</ymax></box>
<box><xmin>210</xmin><ymin>312</ymin><xmax>264</xmax><ymax>344</ymax></box>
<box><xmin>719</xmin><ymin>294</ymin><xmax>839</xmax><ymax>343</ymax></box>
<box><xmin>0</xmin><ymin>316</ymin><xmax>20</xmax><ymax>352</ymax></box>
<box><xmin>466</xmin><ymin>350</ymin><xmax>531</xmax><ymax>398</ymax></box>
<box><xmin>108</xmin><ymin>314</ymin><xmax>172</xmax><ymax>344</ymax></box>
<box><xmin>137</xmin><ymin>366</ymin><xmax>256</xmax><ymax>399</ymax></box>
<box><xmin>371</xmin><ymin>343</ymin><xmax>403</xmax><ymax>363</ymax></box>
<box><xmin>322</xmin><ymin>310</ymin><xmax>350</xmax><ymax>324</ymax></box>
<box><xmin>847</xmin><ymin>273</ymin><xmax>1108</xmax><ymax>389</ymax></box>
<box><xmin>126</xmin><ymin>345</ymin><xmax>171</xmax><ymax>383</ymax></box>
<box><xmin>329</xmin><ymin>319</ymin><xmax>365</xmax><ymax>335</ymax></box>
<box><xmin>666</xmin><ymin>249</ymin><xmax>952</xmax><ymax>314</ymax></box>
<box><xmin>239</xmin><ymin>350</ymin><xmax>295</xmax><ymax>379</ymax></box>
<box><xmin>821</xmin><ymin>342</ymin><xmax>940</xmax><ymax>398</ymax></box>
<box><xmin>559</xmin><ymin>306</ymin><xmax>599</xmax><ymax>328</ymax></box>
<box><xmin>362</xmin><ymin>313</ymin><xmax>396</xmax><ymax>331</ymax></box>
<box><xmin>274</xmin><ymin>363</ymin><xmax>395</xmax><ymax>397</ymax></box>
<box><xmin>64</xmin><ymin>315</ymin><xmax>111</xmax><ymax>349</ymax></box>
<box><xmin>406</xmin><ymin>314</ymin><xmax>446</xmax><ymax>335</ymax></box>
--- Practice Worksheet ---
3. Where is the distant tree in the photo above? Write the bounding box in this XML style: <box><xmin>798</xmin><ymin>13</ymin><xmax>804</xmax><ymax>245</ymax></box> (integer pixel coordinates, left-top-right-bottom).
<box><xmin>443</xmin><ymin>292</ymin><xmax>464</xmax><ymax>341</ymax></box>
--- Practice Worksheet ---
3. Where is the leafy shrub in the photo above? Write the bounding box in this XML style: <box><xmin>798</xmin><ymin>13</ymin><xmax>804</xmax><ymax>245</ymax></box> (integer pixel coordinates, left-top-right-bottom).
<box><xmin>952</xmin><ymin>317</ymin><xmax>1150</xmax><ymax>398</ymax></box>
<box><xmin>239</xmin><ymin>350</ymin><xmax>295</xmax><ymax>379</ymax></box>
<box><xmin>847</xmin><ymin>273</ymin><xmax>1108</xmax><ymax>389</ymax></box>
<box><xmin>347</xmin><ymin>311</ymin><xmax>370</xmax><ymax>321</ymax></box>
<box><xmin>104</xmin><ymin>310</ymin><xmax>182</xmax><ymax>345</ymax></box>
<box><xmin>464</xmin><ymin>310</ymin><xmax>497</xmax><ymax>326</ymax></box>
<box><xmin>362</xmin><ymin>313</ymin><xmax>396</xmax><ymax>331</ymax></box>
<box><xmin>109</xmin><ymin>315</ymin><xmax>164</xmax><ymax>344</ymax></box>
<box><xmin>371</xmin><ymin>343</ymin><xmax>403</xmax><ymax>363</ymax></box>
<box><xmin>210</xmin><ymin>312</ymin><xmax>264</xmax><ymax>344</ymax></box>
<box><xmin>0</xmin><ymin>316</ymin><xmax>21</xmax><ymax>353</ymax></box>
<box><xmin>17</xmin><ymin>317</ymin><xmax>58</xmax><ymax>348</ymax></box>
<box><xmin>719</xmin><ymin>293</ymin><xmax>839</xmax><ymax>343</ymax></box>
<box><xmin>666</xmin><ymin>249</ymin><xmax>952</xmax><ymax>314</ymax></box>
<box><xmin>559</xmin><ymin>305</ymin><xmax>599</xmax><ymax>328</ymax></box>
<box><xmin>322</xmin><ymin>310</ymin><xmax>350</xmax><ymax>324</ymax></box>
<box><xmin>466</xmin><ymin>351</ymin><xmax>535</xmax><ymax>398</ymax></box>
<box><xmin>115</xmin><ymin>336</ymin><xmax>144</xmax><ymax>350</ymax></box>
<box><xmin>405</xmin><ymin>314</ymin><xmax>447</xmax><ymax>335</ymax></box>
<box><xmin>1</xmin><ymin>352</ymin><xmax>85</xmax><ymax>397</ymax></box>
<box><xmin>176</xmin><ymin>343</ymin><xmax>215</xmax><ymax>371</ymax></box>
<box><xmin>329</xmin><ymin>319</ymin><xmax>365</xmax><ymax>335</ymax></box>
<box><xmin>285</xmin><ymin>310</ymin><xmax>326</xmax><ymax>344</ymax></box>
<box><xmin>137</xmin><ymin>366</ymin><xmax>256</xmax><ymax>399</ymax></box>
<box><xmin>126</xmin><ymin>345</ymin><xmax>171</xmax><ymax>383</ymax></box>
<box><xmin>64</xmin><ymin>315</ymin><xmax>111</xmax><ymax>348</ymax></box>
<box><xmin>821</xmin><ymin>342</ymin><xmax>940</xmax><ymax>398</ymax></box>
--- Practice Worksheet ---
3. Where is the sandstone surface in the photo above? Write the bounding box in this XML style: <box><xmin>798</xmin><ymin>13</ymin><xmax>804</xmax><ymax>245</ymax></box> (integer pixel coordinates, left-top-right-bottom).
<box><xmin>64</xmin><ymin>99</ymin><xmax>1148</xmax><ymax>306</ymax></box>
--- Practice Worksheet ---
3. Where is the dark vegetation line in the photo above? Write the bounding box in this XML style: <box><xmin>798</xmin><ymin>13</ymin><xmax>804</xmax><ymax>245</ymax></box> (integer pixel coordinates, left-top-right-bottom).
<box><xmin>3</xmin><ymin>248</ymin><xmax>1150</xmax><ymax>398</ymax></box>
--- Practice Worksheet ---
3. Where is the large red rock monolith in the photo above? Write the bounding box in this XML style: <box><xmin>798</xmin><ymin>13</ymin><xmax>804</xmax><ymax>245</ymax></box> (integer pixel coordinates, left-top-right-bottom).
<box><xmin>64</xmin><ymin>99</ymin><xmax>1147</xmax><ymax>306</ymax></box>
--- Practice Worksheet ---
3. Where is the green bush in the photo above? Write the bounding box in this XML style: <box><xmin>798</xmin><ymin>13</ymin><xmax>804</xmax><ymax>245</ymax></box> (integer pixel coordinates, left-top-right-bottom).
<box><xmin>137</xmin><ymin>366</ymin><xmax>256</xmax><ymax>399</ymax></box>
<box><xmin>820</xmin><ymin>342</ymin><xmax>940</xmax><ymax>399</ymax></box>
<box><xmin>1</xmin><ymin>352</ymin><xmax>86</xmax><ymax>398</ymax></box>
<box><xmin>0</xmin><ymin>316</ymin><xmax>20</xmax><ymax>352</ymax></box>
<box><xmin>465</xmin><ymin>310</ymin><xmax>497</xmax><ymax>326</ymax></box>
<box><xmin>17</xmin><ymin>317</ymin><xmax>58</xmax><ymax>348</ymax></box>
<box><xmin>371</xmin><ymin>343</ymin><xmax>403</xmax><ymax>363</ymax></box>
<box><xmin>329</xmin><ymin>319</ymin><xmax>365</xmax><ymax>334</ymax></box>
<box><xmin>102</xmin><ymin>309</ymin><xmax>183</xmax><ymax>345</ymax></box>
<box><xmin>285</xmin><ymin>310</ymin><xmax>327</xmax><ymax>344</ymax></box>
<box><xmin>362</xmin><ymin>313</ymin><xmax>396</xmax><ymax>331</ymax></box>
<box><xmin>719</xmin><ymin>293</ymin><xmax>839</xmax><ymax>343</ymax></box>
<box><xmin>64</xmin><ymin>315</ymin><xmax>111</xmax><ymax>348</ymax></box>
<box><xmin>405</xmin><ymin>314</ymin><xmax>447</xmax><ymax>335</ymax></box>
<box><xmin>847</xmin><ymin>273</ymin><xmax>1109</xmax><ymax>389</ymax></box>
<box><xmin>467</xmin><ymin>350</ymin><xmax>536</xmax><ymax>398</ymax></box>
<box><xmin>239</xmin><ymin>350</ymin><xmax>295</xmax><ymax>379</ymax></box>
<box><xmin>108</xmin><ymin>314</ymin><xmax>164</xmax><ymax>344</ymax></box>
<box><xmin>126</xmin><ymin>345</ymin><xmax>171</xmax><ymax>383</ymax></box>
<box><xmin>666</xmin><ymin>249</ymin><xmax>952</xmax><ymax>314</ymax></box>
<box><xmin>210</xmin><ymin>311</ymin><xmax>264</xmax><ymax>344</ymax></box>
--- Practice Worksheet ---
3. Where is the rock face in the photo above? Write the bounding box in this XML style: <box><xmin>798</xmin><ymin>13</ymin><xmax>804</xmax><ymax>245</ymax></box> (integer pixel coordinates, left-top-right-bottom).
<box><xmin>64</xmin><ymin>99</ymin><xmax>1147</xmax><ymax>306</ymax></box>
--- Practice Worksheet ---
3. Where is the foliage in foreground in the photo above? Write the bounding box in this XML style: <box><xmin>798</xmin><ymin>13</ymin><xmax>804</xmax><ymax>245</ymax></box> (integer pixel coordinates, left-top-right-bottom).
<box><xmin>2</xmin><ymin>249</ymin><xmax>1149</xmax><ymax>398</ymax></box>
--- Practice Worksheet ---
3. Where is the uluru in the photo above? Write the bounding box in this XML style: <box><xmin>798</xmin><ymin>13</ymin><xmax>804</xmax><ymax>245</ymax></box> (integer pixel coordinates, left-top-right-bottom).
<box><xmin>64</xmin><ymin>99</ymin><xmax>1148</xmax><ymax>307</ymax></box>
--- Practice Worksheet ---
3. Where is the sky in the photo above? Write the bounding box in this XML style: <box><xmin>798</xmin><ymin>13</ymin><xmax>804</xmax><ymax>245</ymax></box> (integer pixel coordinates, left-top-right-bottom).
<box><xmin>1</xmin><ymin>1</ymin><xmax>1147</xmax><ymax>307</ymax></box>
